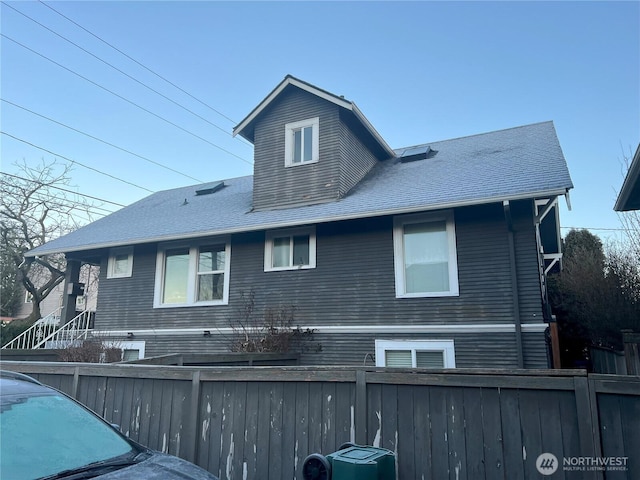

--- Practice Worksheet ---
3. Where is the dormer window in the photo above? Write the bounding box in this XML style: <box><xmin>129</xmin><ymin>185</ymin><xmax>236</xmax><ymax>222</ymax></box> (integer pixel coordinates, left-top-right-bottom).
<box><xmin>284</xmin><ymin>117</ymin><xmax>319</xmax><ymax>166</ymax></box>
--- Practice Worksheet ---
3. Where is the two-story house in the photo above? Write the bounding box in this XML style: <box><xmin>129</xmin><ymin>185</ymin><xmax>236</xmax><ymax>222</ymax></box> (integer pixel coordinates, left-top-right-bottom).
<box><xmin>22</xmin><ymin>75</ymin><xmax>573</xmax><ymax>367</ymax></box>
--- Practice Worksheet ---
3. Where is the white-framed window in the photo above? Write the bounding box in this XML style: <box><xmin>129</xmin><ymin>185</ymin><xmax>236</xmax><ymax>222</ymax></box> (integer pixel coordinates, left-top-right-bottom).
<box><xmin>393</xmin><ymin>211</ymin><xmax>459</xmax><ymax>297</ymax></box>
<box><xmin>375</xmin><ymin>339</ymin><xmax>456</xmax><ymax>368</ymax></box>
<box><xmin>284</xmin><ymin>117</ymin><xmax>319</xmax><ymax>166</ymax></box>
<box><xmin>153</xmin><ymin>240</ymin><xmax>230</xmax><ymax>307</ymax></box>
<box><xmin>119</xmin><ymin>341</ymin><xmax>145</xmax><ymax>361</ymax></box>
<box><xmin>107</xmin><ymin>247</ymin><xmax>134</xmax><ymax>279</ymax></box>
<box><xmin>264</xmin><ymin>227</ymin><xmax>316</xmax><ymax>271</ymax></box>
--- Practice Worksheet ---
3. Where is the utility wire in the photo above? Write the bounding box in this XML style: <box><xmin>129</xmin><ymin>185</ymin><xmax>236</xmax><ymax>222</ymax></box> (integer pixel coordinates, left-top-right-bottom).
<box><xmin>38</xmin><ymin>0</ymin><xmax>239</xmax><ymax>125</ymax></box>
<box><xmin>4</xmin><ymin>2</ymin><xmax>252</xmax><ymax>147</ymax></box>
<box><xmin>2</xmin><ymin>99</ymin><xmax>204</xmax><ymax>184</ymax></box>
<box><xmin>1</xmin><ymin>172</ymin><xmax>126</xmax><ymax>208</ymax></box>
<box><xmin>1</xmin><ymin>34</ymin><xmax>253</xmax><ymax>166</ymax></box>
<box><xmin>1</xmin><ymin>131</ymin><xmax>155</xmax><ymax>193</ymax></box>
<box><xmin>561</xmin><ymin>226</ymin><xmax>627</xmax><ymax>232</ymax></box>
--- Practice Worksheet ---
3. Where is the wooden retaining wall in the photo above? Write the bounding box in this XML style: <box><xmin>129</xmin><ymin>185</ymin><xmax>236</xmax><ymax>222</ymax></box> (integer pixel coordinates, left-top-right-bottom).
<box><xmin>1</xmin><ymin>362</ymin><xmax>638</xmax><ymax>480</ymax></box>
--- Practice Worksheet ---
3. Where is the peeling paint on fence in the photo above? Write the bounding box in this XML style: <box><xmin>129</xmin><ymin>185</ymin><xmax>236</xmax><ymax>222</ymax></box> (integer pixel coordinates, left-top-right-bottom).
<box><xmin>225</xmin><ymin>433</ymin><xmax>234</xmax><ymax>480</ymax></box>
<box><xmin>373</xmin><ymin>411</ymin><xmax>381</xmax><ymax>447</ymax></box>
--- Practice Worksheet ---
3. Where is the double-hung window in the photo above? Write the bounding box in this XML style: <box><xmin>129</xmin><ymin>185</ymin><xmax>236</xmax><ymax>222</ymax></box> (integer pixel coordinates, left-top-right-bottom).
<box><xmin>284</xmin><ymin>117</ymin><xmax>319</xmax><ymax>166</ymax></box>
<box><xmin>375</xmin><ymin>339</ymin><xmax>456</xmax><ymax>368</ymax></box>
<box><xmin>264</xmin><ymin>227</ymin><xmax>316</xmax><ymax>271</ymax></box>
<box><xmin>393</xmin><ymin>211</ymin><xmax>459</xmax><ymax>297</ymax></box>
<box><xmin>154</xmin><ymin>242</ymin><xmax>230</xmax><ymax>307</ymax></box>
<box><xmin>106</xmin><ymin>247</ymin><xmax>134</xmax><ymax>278</ymax></box>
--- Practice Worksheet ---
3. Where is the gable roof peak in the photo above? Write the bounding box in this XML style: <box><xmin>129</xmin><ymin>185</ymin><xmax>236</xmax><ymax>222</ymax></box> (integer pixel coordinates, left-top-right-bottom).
<box><xmin>232</xmin><ymin>75</ymin><xmax>394</xmax><ymax>159</ymax></box>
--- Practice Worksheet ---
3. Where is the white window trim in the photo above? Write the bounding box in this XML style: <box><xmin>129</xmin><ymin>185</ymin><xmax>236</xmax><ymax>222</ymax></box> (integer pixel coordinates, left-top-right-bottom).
<box><xmin>375</xmin><ymin>339</ymin><xmax>456</xmax><ymax>368</ymax></box>
<box><xmin>264</xmin><ymin>226</ymin><xmax>316</xmax><ymax>272</ymax></box>
<box><xmin>104</xmin><ymin>340</ymin><xmax>145</xmax><ymax>360</ymax></box>
<box><xmin>153</xmin><ymin>240</ymin><xmax>231</xmax><ymax>308</ymax></box>
<box><xmin>284</xmin><ymin>117</ymin><xmax>319</xmax><ymax>167</ymax></box>
<box><xmin>106</xmin><ymin>246</ymin><xmax>134</xmax><ymax>279</ymax></box>
<box><xmin>393</xmin><ymin>210</ymin><xmax>459</xmax><ymax>298</ymax></box>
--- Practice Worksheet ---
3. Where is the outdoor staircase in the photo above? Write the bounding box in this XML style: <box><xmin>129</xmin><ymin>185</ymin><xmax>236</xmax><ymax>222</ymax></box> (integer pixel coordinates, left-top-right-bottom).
<box><xmin>1</xmin><ymin>309</ymin><xmax>94</xmax><ymax>350</ymax></box>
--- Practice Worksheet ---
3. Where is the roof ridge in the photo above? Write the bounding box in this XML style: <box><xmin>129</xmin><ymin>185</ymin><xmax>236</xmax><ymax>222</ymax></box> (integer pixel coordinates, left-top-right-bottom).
<box><xmin>395</xmin><ymin>121</ymin><xmax>554</xmax><ymax>152</ymax></box>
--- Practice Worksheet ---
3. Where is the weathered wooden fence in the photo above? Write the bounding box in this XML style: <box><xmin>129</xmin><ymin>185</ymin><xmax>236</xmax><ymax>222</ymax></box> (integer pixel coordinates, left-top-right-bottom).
<box><xmin>1</xmin><ymin>362</ymin><xmax>638</xmax><ymax>480</ymax></box>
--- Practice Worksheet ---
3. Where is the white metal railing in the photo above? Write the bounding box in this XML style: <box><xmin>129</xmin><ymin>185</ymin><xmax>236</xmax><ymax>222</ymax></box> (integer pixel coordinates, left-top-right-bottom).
<box><xmin>2</xmin><ymin>308</ymin><xmax>62</xmax><ymax>349</ymax></box>
<box><xmin>2</xmin><ymin>309</ymin><xmax>92</xmax><ymax>350</ymax></box>
<box><xmin>32</xmin><ymin>310</ymin><xmax>93</xmax><ymax>349</ymax></box>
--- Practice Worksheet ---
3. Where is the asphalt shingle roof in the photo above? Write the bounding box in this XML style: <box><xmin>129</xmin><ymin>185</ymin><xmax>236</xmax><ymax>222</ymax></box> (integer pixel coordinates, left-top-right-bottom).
<box><xmin>27</xmin><ymin>121</ymin><xmax>573</xmax><ymax>257</ymax></box>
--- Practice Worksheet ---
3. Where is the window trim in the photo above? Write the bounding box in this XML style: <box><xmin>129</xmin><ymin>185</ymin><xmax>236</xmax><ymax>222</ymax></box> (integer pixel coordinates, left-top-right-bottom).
<box><xmin>284</xmin><ymin>117</ymin><xmax>319</xmax><ymax>167</ymax></box>
<box><xmin>264</xmin><ymin>226</ymin><xmax>316</xmax><ymax>272</ymax></box>
<box><xmin>153</xmin><ymin>240</ymin><xmax>231</xmax><ymax>308</ymax></box>
<box><xmin>106</xmin><ymin>247</ymin><xmax>134</xmax><ymax>279</ymax></box>
<box><xmin>374</xmin><ymin>339</ymin><xmax>456</xmax><ymax>368</ymax></box>
<box><xmin>393</xmin><ymin>210</ymin><xmax>459</xmax><ymax>298</ymax></box>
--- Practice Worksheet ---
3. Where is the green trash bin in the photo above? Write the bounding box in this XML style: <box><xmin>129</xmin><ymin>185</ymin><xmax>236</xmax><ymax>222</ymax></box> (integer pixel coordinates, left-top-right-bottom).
<box><xmin>302</xmin><ymin>444</ymin><xmax>396</xmax><ymax>480</ymax></box>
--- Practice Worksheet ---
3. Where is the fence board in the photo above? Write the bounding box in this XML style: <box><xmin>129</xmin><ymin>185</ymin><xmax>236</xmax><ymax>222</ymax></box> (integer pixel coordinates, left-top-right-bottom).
<box><xmin>499</xmin><ymin>389</ymin><xmax>525</xmax><ymax>480</ymax></box>
<box><xmin>1</xmin><ymin>362</ymin><xmax>638</xmax><ymax>480</ymax></box>
<box><xmin>429</xmin><ymin>386</ymin><xmax>450</xmax><ymax>478</ymax></box>
<box><xmin>479</xmin><ymin>387</ymin><xmax>505</xmax><ymax>480</ymax></box>
<box><xmin>396</xmin><ymin>385</ymin><xmax>415</xmax><ymax>480</ymax></box>
<box><xmin>463</xmin><ymin>386</ymin><xmax>486</xmax><ymax>480</ymax></box>
<box><xmin>619</xmin><ymin>395</ymin><xmax>640</xmax><ymax>480</ymax></box>
<box><xmin>412</xmin><ymin>385</ymin><xmax>432</xmax><ymax>478</ymax></box>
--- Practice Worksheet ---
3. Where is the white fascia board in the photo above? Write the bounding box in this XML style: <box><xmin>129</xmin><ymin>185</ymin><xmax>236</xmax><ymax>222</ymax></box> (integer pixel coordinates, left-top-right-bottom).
<box><xmin>350</xmin><ymin>103</ymin><xmax>395</xmax><ymax>158</ymax></box>
<box><xmin>94</xmin><ymin>323</ymin><xmax>549</xmax><ymax>337</ymax></box>
<box><xmin>233</xmin><ymin>76</ymin><xmax>352</xmax><ymax>140</ymax></box>
<box><xmin>232</xmin><ymin>77</ymin><xmax>394</xmax><ymax>158</ymax></box>
<box><xmin>26</xmin><ymin>187</ymin><xmax>571</xmax><ymax>258</ymax></box>
<box><xmin>614</xmin><ymin>143</ymin><xmax>640</xmax><ymax>211</ymax></box>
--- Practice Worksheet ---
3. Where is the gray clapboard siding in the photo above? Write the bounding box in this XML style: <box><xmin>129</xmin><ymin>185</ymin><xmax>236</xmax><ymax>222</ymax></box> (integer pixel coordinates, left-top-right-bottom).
<box><xmin>94</xmin><ymin>200</ymin><xmax>547</xmax><ymax>367</ymax></box>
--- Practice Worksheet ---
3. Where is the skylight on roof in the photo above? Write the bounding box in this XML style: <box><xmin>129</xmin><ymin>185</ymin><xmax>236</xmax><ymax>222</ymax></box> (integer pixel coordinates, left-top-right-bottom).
<box><xmin>400</xmin><ymin>145</ymin><xmax>433</xmax><ymax>162</ymax></box>
<box><xmin>195</xmin><ymin>181</ymin><xmax>225</xmax><ymax>196</ymax></box>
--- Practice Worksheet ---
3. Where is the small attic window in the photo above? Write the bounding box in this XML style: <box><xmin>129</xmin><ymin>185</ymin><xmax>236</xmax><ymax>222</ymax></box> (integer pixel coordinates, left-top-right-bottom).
<box><xmin>285</xmin><ymin>117</ymin><xmax>319</xmax><ymax>167</ymax></box>
<box><xmin>400</xmin><ymin>145</ymin><xmax>435</xmax><ymax>163</ymax></box>
<box><xmin>195</xmin><ymin>182</ymin><xmax>225</xmax><ymax>196</ymax></box>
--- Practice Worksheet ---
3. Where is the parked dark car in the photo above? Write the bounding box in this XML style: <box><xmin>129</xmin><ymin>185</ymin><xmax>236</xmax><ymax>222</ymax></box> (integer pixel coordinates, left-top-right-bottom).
<box><xmin>0</xmin><ymin>370</ymin><xmax>218</xmax><ymax>480</ymax></box>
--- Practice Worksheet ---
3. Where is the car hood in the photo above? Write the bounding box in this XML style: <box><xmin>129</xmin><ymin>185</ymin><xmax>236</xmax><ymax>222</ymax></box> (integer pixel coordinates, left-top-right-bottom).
<box><xmin>96</xmin><ymin>452</ymin><xmax>218</xmax><ymax>480</ymax></box>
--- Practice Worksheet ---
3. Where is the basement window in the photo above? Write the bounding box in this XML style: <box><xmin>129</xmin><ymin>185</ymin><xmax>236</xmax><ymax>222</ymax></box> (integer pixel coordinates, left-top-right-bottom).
<box><xmin>374</xmin><ymin>339</ymin><xmax>456</xmax><ymax>368</ymax></box>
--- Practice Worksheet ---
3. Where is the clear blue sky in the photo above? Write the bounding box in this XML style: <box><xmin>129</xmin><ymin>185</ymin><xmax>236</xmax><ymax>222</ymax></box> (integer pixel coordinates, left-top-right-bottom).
<box><xmin>1</xmin><ymin>1</ymin><xmax>638</xmax><ymax>244</ymax></box>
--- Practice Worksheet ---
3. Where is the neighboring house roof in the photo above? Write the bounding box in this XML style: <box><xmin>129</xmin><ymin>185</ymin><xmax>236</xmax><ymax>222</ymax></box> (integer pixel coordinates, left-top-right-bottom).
<box><xmin>233</xmin><ymin>75</ymin><xmax>395</xmax><ymax>160</ymax></box>
<box><xmin>27</xmin><ymin>121</ymin><xmax>573</xmax><ymax>257</ymax></box>
<box><xmin>614</xmin><ymin>143</ymin><xmax>640</xmax><ymax>211</ymax></box>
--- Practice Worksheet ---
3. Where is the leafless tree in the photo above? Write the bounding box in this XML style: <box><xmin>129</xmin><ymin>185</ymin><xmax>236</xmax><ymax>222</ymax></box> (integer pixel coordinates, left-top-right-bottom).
<box><xmin>0</xmin><ymin>160</ymin><xmax>98</xmax><ymax>324</ymax></box>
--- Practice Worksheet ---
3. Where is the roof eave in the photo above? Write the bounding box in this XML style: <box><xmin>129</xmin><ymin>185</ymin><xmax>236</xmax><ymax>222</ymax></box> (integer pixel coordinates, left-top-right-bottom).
<box><xmin>25</xmin><ymin>187</ymin><xmax>571</xmax><ymax>258</ymax></box>
<box><xmin>614</xmin><ymin>143</ymin><xmax>640</xmax><ymax>211</ymax></box>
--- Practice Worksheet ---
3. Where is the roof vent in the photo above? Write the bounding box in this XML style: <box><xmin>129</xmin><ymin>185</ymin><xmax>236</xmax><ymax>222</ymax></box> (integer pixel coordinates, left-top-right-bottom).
<box><xmin>399</xmin><ymin>145</ymin><xmax>435</xmax><ymax>163</ymax></box>
<box><xmin>195</xmin><ymin>181</ymin><xmax>225</xmax><ymax>196</ymax></box>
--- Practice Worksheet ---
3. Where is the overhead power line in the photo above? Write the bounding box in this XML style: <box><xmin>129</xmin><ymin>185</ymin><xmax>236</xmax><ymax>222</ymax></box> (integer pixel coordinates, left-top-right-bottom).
<box><xmin>1</xmin><ymin>171</ymin><xmax>126</xmax><ymax>207</ymax></box>
<box><xmin>38</xmin><ymin>0</ymin><xmax>239</xmax><ymax>125</ymax></box>
<box><xmin>4</xmin><ymin>2</ymin><xmax>252</xmax><ymax>147</ymax></box>
<box><xmin>1</xmin><ymin>33</ymin><xmax>253</xmax><ymax>166</ymax></box>
<box><xmin>1</xmin><ymin>131</ymin><xmax>155</xmax><ymax>193</ymax></box>
<box><xmin>561</xmin><ymin>226</ymin><xmax>627</xmax><ymax>232</ymax></box>
<box><xmin>2</xmin><ymin>99</ymin><xmax>204</xmax><ymax>184</ymax></box>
